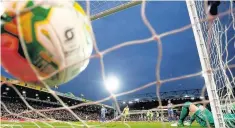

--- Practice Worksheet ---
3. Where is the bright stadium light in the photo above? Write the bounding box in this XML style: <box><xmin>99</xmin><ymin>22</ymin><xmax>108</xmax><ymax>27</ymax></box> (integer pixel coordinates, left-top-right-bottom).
<box><xmin>200</xmin><ymin>96</ymin><xmax>205</xmax><ymax>100</ymax></box>
<box><xmin>104</xmin><ymin>76</ymin><xmax>119</xmax><ymax>92</ymax></box>
<box><xmin>6</xmin><ymin>87</ymin><xmax>9</xmax><ymax>91</ymax></box>
<box><xmin>22</xmin><ymin>91</ymin><xmax>26</xmax><ymax>94</ymax></box>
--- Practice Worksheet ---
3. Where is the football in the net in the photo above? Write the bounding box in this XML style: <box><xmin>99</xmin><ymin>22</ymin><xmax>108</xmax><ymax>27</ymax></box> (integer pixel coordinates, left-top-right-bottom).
<box><xmin>1</xmin><ymin>0</ymin><xmax>93</xmax><ymax>86</ymax></box>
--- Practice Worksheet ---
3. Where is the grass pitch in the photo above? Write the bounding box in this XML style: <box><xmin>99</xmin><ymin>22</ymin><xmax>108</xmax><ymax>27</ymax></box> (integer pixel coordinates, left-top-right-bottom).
<box><xmin>1</xmin><ymin>121</ymin><xmax>202</xmax><ymax>128</ymax></box>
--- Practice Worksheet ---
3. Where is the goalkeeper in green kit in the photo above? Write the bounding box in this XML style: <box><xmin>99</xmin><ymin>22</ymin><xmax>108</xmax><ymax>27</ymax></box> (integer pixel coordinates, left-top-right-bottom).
<box><xmin>171</xmin><ymin>0</ymin><xmax>233</xmax><ymax>127</ymax></box>
<box><xmin>171</xmin><ymin>101</ymin><xmax>235</xmax><ymax>127</ymax></box>
<box><xmin>171</xmin><ymin>0</ymin><xmax>235</xmax><ymax>127</ymax></box>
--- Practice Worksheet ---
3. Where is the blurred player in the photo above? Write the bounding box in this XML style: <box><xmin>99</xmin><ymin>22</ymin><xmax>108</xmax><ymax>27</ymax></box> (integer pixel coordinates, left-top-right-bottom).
<box><xmin>114</xmin><ymin>110</ymin><xmax>119</xmax><ymax>119</ymax></box>
<box><xmin>171</xmin><ymin>102</ymin><xmax>235</xmax><ymax>127</ymax></box>
<box><xmin>147</xmin><ymin>110</ymin><xmax>151</xmax><ymax>122</ymax></box>
<box><xmin>122</xmin><ymin>105</ymin><xmax>129</xmax><ymax>122</ymax></box>
<box><xmin>167</xmin><ymin>100</ymin><xmax>174</xmax><ymax>122</ymax></box>
<box><xmin>100</xmin><ymin>105</ymin><xmax>107</xmax><ymax>122</ymax></box>
<box><xmin>156</xmin><ymin>110</ymin><xmax>160</xmax><ymax>121</ymax></box>
<box><xmin>150</xmin><ymin>111</ymin><xmax>154</xmax><ymax>121</ymax></box>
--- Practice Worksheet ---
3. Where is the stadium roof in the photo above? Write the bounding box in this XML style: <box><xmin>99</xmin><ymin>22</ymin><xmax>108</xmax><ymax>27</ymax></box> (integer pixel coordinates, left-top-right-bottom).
<box><xmin>117</xmin><ymin>88</ymin><xmax>207</xmax><ymax>103</ymax></box>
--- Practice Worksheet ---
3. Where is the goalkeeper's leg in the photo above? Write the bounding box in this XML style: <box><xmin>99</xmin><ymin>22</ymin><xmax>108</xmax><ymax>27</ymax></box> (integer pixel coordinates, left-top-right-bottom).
<box><xmin>172</xmin><ymin>102</ymin><xmax>214</xmax><ymax>127</ymax></box>
<box><xmin>177</xmin><ymin>102</ymin><xmax>191</xmax><ymax>126</ymax></box>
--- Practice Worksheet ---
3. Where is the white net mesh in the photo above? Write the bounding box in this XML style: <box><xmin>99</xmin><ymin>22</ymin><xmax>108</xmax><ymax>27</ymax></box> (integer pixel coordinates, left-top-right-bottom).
<box><xmin>192</xmin><ymin>1</ymin><xmax>235</xmax><ymax>127</ymax></box>
<box><xmin>1</xmin><ymin>0</ymin><xmax>235</xmax><ymax>128</ymax></box>
<box><xmin>196</xmin><ymin>1</ymin><xmax>235</xmax><ymax>102</ymax></box>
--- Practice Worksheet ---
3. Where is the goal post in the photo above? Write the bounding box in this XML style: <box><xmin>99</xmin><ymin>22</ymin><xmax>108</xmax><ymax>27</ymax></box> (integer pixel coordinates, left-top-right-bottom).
<box><xmin>186</xmin><ymin>1</ymin><xmax>235</xmax><ymax>128</ymax></box>
<box><xmin>186</xmin><ymin>1</ymin><xmax>225</xmax><ymax>128</ymax></box>
<box><xmin>90</xmin><ymin>1</ymin><xmax>142</xmax><ymax>21</ymax></box>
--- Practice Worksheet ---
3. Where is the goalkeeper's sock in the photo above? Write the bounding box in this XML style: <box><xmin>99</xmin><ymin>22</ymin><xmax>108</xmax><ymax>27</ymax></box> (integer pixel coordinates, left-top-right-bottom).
<box><xmin>178</xmin><ymin>102</ymin><xmax>191</xmax><ymax>124</ymax></box>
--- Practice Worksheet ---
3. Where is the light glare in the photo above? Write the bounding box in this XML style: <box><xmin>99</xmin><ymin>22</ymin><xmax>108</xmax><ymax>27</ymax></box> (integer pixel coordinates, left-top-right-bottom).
<box><xmin>105</xmin><ymin>76</ymin><xmax>119</xmax><ymax>92</ymax></box>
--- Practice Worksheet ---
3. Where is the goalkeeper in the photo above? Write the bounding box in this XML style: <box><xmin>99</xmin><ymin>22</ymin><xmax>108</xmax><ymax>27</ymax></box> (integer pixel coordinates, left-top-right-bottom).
<box><xmin>171</xmin><ymin>101</ymin><xmax>235</xmax><ymax>127</ymax></box>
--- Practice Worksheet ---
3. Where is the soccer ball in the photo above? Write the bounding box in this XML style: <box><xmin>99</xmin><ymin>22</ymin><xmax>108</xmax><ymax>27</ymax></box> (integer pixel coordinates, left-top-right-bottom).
<box><xmin>1</xmin><ymin>0</ymin><xmax>93</xmax><ymax>86</ymax></box>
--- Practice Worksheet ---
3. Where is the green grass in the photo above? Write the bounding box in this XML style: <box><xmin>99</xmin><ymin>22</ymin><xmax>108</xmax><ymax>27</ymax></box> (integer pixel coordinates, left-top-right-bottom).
<box><xmin>1</xmin><ymin>121</ymin><xmax>202</xmax><ymax>128</ymax></box>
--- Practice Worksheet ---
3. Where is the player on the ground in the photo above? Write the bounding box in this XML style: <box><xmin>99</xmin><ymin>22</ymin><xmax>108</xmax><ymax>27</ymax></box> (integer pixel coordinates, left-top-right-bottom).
<box><xmin>167</xmin><ymin>100</ymin><xmax>174</xmax><ymax>122</ymax></box>
<box><xmin>122</xmin><ymin>105</ymin><xmax>129</xmax><ymax>122</ymax></box>
<box><xmin>171</xmin><ymin>101</ymin><xmax>235</xmax><ymax>127</ymax></box>
<box><xmin>100</xmin><ymin>105</ymin><xmax>107</xmax><ymax>122</ymax></box>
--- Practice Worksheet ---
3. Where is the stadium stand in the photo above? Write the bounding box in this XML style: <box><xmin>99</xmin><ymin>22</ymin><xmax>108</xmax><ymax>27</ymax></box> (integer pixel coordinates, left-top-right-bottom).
<box><xmin>1</xmin><ymin>76</ymin><xmax>215</xmax><ymax>122</ymax></box>
<box><xmin>1</xmin><ymin>76</ymin><xmax>114</xmax><ymax>122</ymax></box>
<box><xmin>117</xmin><ymin>90</ymin><xmax>210</xmax><ymax>122</ymax></box>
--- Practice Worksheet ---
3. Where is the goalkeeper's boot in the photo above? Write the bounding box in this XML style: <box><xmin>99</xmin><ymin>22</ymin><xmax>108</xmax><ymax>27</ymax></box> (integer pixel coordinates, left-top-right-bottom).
<box><xmin>184</xmin><ymin>121</ymin><xmax>192</xmax><ymax>126</ymax></box>
<box><xmin>170</xmin><ymin>120</ymin><xmax>184</xmax><ymax>127</ymax></box>
<box><xmin>177</xmin><ymin>120</ymin><xmax>184</xmax><ymax>127</ymax></box>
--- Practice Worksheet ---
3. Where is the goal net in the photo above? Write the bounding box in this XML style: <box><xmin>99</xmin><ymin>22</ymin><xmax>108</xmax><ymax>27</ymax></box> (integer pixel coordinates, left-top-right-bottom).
<box><xmin>187</xmin><ymin>1</ymin><xmax>235</xmax><ymax>128</ymax></box>
<box><xmin>1</xmin><ymin>0</ymin><xmax>235</xmax><ymax>128</ymax></box>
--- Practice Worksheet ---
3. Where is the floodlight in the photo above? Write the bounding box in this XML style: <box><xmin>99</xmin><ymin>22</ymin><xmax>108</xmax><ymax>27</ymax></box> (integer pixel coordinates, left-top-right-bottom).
<box><xmin>104</xmin><ymin>76</ymin><xmax>119</xmax><ymax>92</ymax></box>
<box><xmin>6</xmin><ymin>87</ymin><xmax>9</xmax><ymax>91</ymax></box>
<box><xmin>135</xmin><ymin>99</ymin><xmax>139</xmax><ymax>102</ymax></box>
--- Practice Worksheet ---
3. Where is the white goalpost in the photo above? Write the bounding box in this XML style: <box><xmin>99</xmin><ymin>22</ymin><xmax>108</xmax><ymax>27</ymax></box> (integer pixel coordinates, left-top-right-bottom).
<box><xmin>186</xmin><ymin>1</ymin><xmax>235</xmax><ymax>128</ymax></box>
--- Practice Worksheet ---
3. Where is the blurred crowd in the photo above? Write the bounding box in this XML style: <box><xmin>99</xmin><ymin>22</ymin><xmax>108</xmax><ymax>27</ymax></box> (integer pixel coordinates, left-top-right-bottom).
<box><xmin>1</xmin><ymin>90</ymin><xmax>202</xmax><ymax>122</ymax></box>
<box><xmin>1</xmin><ymin>97</ymin><xmax>113</xmax><ymax>121</ymax></box>
<box><xmin>1</xmin><ymin>96</ymin><xmax>193</xmax><ymax>122</ymax></box>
